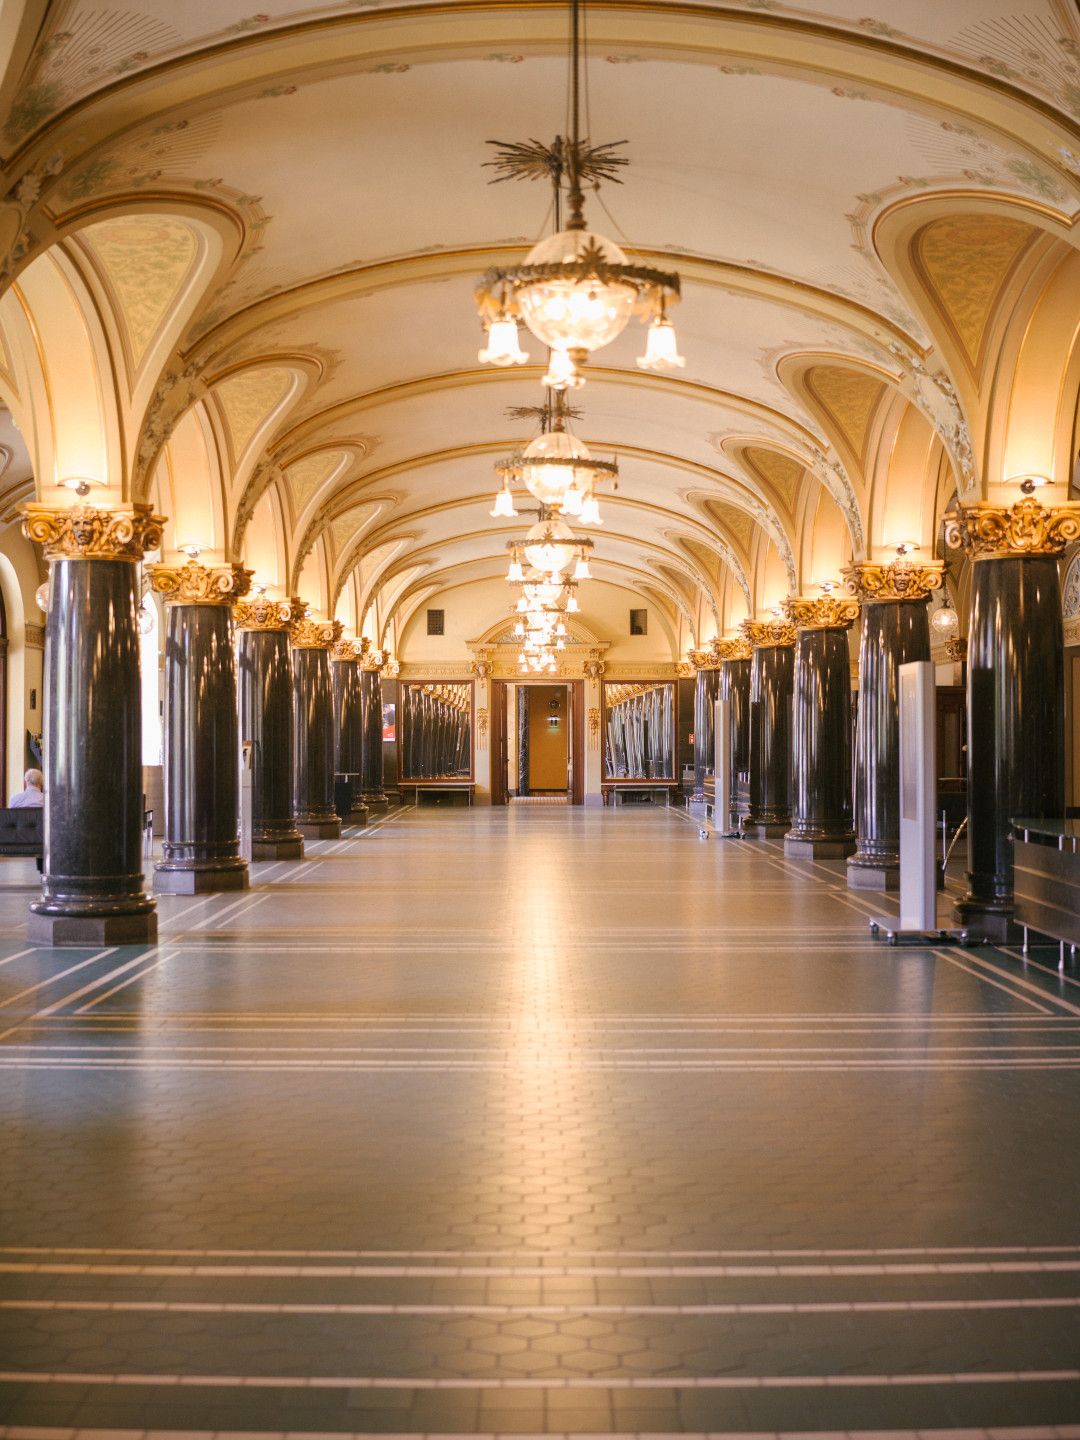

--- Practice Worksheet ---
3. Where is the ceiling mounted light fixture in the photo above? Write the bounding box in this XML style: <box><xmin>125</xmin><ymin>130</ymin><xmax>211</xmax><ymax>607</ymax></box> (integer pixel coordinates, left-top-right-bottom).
<box><xmin>494</xmin><ymin>397</ymin><xmax>615</xmax><ymax>524</ymax></box>
<box><xmin>474</xmin><ymin>0</ymin><xmax>683</xmax><ymax>391</ymax></box>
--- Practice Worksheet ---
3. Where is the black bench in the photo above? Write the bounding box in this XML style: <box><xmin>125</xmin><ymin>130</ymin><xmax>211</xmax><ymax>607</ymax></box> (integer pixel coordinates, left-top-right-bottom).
<box><xmin>0</xmin><ymin>807</ymin><xmax>43</xmax><ymax>857</ymax></box>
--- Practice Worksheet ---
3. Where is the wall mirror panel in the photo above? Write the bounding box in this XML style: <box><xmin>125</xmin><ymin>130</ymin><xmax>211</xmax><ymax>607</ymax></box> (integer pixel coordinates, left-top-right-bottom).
<box><xmin>400</xmin><ymin>681</ymin><xmax>473</xmax><ymax>781</ymax></box>
<box><xmin>603</xmin><ymin>682</ymin><xmax>676</xmax><ymax>781</ymax></box>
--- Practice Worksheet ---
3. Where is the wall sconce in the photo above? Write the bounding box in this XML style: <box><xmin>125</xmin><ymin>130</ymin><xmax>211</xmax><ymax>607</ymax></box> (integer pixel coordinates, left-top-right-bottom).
<box><xmin>59</xmin><ymin>476</ymin><xmax>102</xmax><ymax>500</ymax></box>
<box><xmin>179</xmin><ymin>543</ymin><xmax>202</xmax><ymax>560</ymax></box>
<box><xmin>1008</xmin><ymin>473</ymin><xmax>1051</xmax><ymax>497</ymax></box>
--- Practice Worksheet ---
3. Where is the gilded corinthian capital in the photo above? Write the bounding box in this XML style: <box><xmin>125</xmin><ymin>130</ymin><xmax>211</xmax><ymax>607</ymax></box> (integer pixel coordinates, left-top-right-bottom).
<box><xmin>687</xmin><ymin>647</ymin><xmax>722</xmax><ymax>672</ymax></box>
<box><xmin>290</xmin><ymin>617</ymin><xmax>344</xmax><ymax>650</ymax></box>
<box><xmin>944</xmin><ymin>498</ymin><xmax>1080</xmax><ymax>560</ymax></box>
<box><xmin>330</xmin><ymin>637</ymin><xmax>364</xmax><ymax>662</ymax></box>
<box><xmin>149</xmin><ymin>561</ymin><xmax>252</xmax><ymax>606</ymax></box>
<box><xmin>234</xmin><ymin>595</ymin><xmax>306</xmax><ymax>632</ymax></box>
<box><xmin>360</xmin><ymin>644</ymin><xmax>386</xmax><ymax>672</ymax></box>
<box><xmin>22</xmin><ymin>502</ymin><xmax>165</xmax><ymax>561</ymax></box>
<box><xmin>740</xmin><ymin>619</ymin><xmax>797</xmax><ymax>649</ymax></box>
<box><xmin>714</xmin><ymin>637</ymin><xmax>751</xmax><ymax>662</ymax></box>
<box><xmin>842</xmin><ymin>559</ymin><xmax>943</xmax><ymax>603</ymax></box>
<box><xmin>783</xmin><ymin>594</ymin><xmax>860</xmax><ymax>631</ymax></box>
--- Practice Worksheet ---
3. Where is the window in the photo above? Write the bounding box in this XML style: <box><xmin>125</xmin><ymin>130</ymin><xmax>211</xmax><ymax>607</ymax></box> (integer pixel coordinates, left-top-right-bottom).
<box><xmin>629</xmin><ymin>608</ymin><xmax>648</xmax><ymax>636</ymax></box>
<box><xmin>426</xmin><ymin>608</ymin><xmax>445</xmax><ymax>636</ymax></box>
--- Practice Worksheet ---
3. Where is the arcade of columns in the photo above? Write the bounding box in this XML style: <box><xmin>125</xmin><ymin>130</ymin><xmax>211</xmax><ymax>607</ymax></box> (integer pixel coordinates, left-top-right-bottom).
<box><xmin>19</xmin><ymin>487</ymin><xmax>1080</xmax><ymax>949</ymax></box>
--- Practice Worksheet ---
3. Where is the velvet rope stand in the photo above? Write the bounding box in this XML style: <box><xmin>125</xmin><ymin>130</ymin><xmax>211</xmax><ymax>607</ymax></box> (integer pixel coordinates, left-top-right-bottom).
<box><xmin>843</xmin><ymin>559</ymin><xmax>942</xmax><ymax>891</ymax></box>
<box><xmin>23</xmin><ymin>503</ymin><xmax>164</xmax><ymax>944</ymax></box>
<box><xmin>945</xmin><ymin>498</ymin><xmax>1080</xmax><ymax>941</ymax></box>
<box><xmin>783</xmin><ymin>594</ymin><xmax>860</xmax><ymax>860</ymax></box>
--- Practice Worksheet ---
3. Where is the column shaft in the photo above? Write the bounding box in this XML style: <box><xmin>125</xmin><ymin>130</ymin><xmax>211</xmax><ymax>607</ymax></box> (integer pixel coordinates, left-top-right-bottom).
<box><xmin>31</xmin><ymin>555</ymin><xmax>156</xmax><ymax>944</ymax></box>
<box><xmin>239</xmin><ymin>628</ymin><xmax>303</xmax><ymax>860</ymax></box>
<box><xmin>743</xmin><ymin>643</ymin><xmax>794</xmax><ymax>838</ymax></box>
<box><xmin>786</xmin><ymin>627</ymin><xmax>855</xmax><ymax>858</ymax></box>
<box><xmin>359</xmin><ymin>667</ymin><xmax>388</xmax><ymax>811</ymax></box>
<box><xmin>333</xmin><ymin>658</ymin><xmax>369</xmax><ymax>824</ymax></box>
<box><xmin>691</xmin><ymin>668</ymin><xmax>719</xmax><ymax>802</ymax></box>
<box><xmin>293</xmin><ymin>646</ymin><xmax>341</xmax><ymax>839</ymax></box>
<box><xmin>156</xmin><ymin>604</ymin><xmax>248</xmax><ymax>892</ymax></box>
<box><xmin>719</xmin><ymin>656</ymin><xmax>751</xmax><ymax>822</ymax></box>
<box><xmin>957</xmin><ymin>554</ymin><xmax>1063</xmax><ymax>938</ymax></box>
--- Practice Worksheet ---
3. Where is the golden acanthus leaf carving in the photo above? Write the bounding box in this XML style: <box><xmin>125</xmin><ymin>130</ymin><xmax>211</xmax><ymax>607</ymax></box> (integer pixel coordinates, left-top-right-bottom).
<box><xmin>360</xmin><ymin>646</ymin><xmax>386</xmax><ymax>672</ymax></box>
<box><xmin>714</xmin><ymin>637</ymin><xmax>752</xmax><ymax>662</ymax></box>
<box><xmin>843</xmin><ymin>559</ymin><xmax>943</xmax><ymax>603</ymax></box>
<box><xmin>687</xmin><ymin>648</ymin><xmax>722</xmax><ymax>672</ymax></box>
<box><xmin>783</xmin><ymin>595</ymin><xmax>860</xmax><ymax>631</ymax></box>
<box><xmin>22</xmin><ymin>503</ymin><xmax>165</xmax><ymax>561</ymax></box>
<box><xmin>291</xmin><ymin>617</ymin><xmax>344</xmax><ymax>650</ymax></box>
<box><xmin>233</xmin><ymin>596</ymin><xmax>306</xmax><ymax>632</ymax></box>
<box><xmin>149</xmin><ymin>561</ymin><xmax>252</xmax><ymax>606</ymax></box>
<box><xmin>330</xmin><ymin>638</ymin><xmax>364</xmax><ymax>662</ymax></box>
<box><xmin>944</xmin><ymin>499</ymin><xmax>1080</xmax><ymax>560</ymax></box>
<box><xmin>740</xmin><ymin>619</ymin><xmax>797</xmax><ymax>649</ymax></box>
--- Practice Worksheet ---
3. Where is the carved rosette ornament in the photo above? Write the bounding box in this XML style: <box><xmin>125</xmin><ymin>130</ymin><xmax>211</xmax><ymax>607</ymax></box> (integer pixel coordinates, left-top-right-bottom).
<box><xmin>233</xmin><ymin>596</ymin><xmax>306</xmax><ymax>632</ymax></box>
<box><xmin>943</xmin><ymin>498</ymin><xmax>1080</xmax><ymax>561</ymax></box>
<box><xmin>842</xmin><ymin>559</ymin><xmax>943</xmax><ymax>603</ymax></box>
<box><xmin>290</xmin><ymin>617</ymin><xmax>344</xmax><ymax>651</ymax></box>
<box><xmin>714</xmin><ymin>637</ymin><xmax>752</xmax><ymax>662</ymax></box>
<box><xmin>22</xmin><ymin>502</ymin><xmax>165</xmax><ymax>561</ymax></box>
<box><xmin>148</xmin><ymin>561</ymin><xmax>252</xmax><ymax>606</ymax></box>
<box><xmin>783</xmin><ymin>595</ymin><xmax>860</xmax><ymax>631</ymax></box>
<box><xmin>740</xmin><ymin>619</ymin><xmax>797</xmax><ymax>649</ymax></box>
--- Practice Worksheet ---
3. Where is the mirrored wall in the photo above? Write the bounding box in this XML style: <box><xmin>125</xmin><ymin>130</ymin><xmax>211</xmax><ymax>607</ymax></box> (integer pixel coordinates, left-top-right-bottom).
<box><xmin>603</xmin><ymin>682</ymin><xmax>676</xmax><ymax>781</ymax></box>
<box><xmin>400</xmin><ymin>682</ymin><xmax>473</xmax><ymax>781</ymax></box>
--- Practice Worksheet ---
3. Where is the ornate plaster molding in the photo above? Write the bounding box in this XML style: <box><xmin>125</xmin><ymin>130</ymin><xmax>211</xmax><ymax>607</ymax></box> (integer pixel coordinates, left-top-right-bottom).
<box><xmin>715</xmin><ymin>637</ymin><xmax>752</xmax><ymax>662</ymax></box>
<box><xmin>741</xmin><ymin>619</ymin><xmax>797</xmax><ymax>649</ymax></box>
<box><xmin>22</xmin><ymin>502</ymin><xmax>165</xmax><ymax>562</ymax></box>
<box><xmin>290</xmin><ymin>616</ymin><xmax>343</xmax><ymax>650</ymax></box>
<box><xmin>783</xmin><ymin>594</ymin><xmax>860</xmax><ymax>631</ymax></box>
<box><xmin>149</xmin><ymin>561</ymin><xmax>252</xmax><ymax>606</ymax></box>
<box><xmin>233</xmin><ymin>595</ymin><xmax>305</xmax><ymax>632</ymax></box>
<box><xmin>944</xmin><ymin>499</ymin><xmax>1080</xmax><ymax>561</ymax></box>
<box><xmin>843</xmin><ymin>559</ymin><xmax>943</xmax><ymax>603</ymax></box>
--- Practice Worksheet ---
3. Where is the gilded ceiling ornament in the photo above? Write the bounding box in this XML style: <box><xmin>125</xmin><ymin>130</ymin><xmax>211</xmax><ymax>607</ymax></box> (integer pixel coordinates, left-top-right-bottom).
<box><xmin>148</xmin><ymin>561</ymin><xmax>252</xmax><ymax>606</ymax></box>
<box><xmin>943</xmin><ymin>499</ymin><xmax>1080</xmax><ymax>561</ymax></box>
<box><xmin>842</xmin><ymin>559</ymin><xmax>943</xmax><ymax>603</ymax></box>
<box><xmin>783</xmin><ymin>595</ymin><xmax>860</xmax><ymax>631</ymax></box>
<box><xmin>714</xmin><ymin>637</ymin><xmax>752</xmax><ymax>661</ymax></box>
<box><xmin>290</xmin><ymin>616</ymin><xmax>344</xmax><ymax>650</ymax></box>
<box><xmin>22</xmin><ymin>502</ymin><xmax>165</xmax><ymax>561</ymax></box>
<box><xmin>740</xmin><ymin>619</ymin><xmax>797</xmax><ymax>649</ymax></box>
<box><xmin>233</xmin><ymin>595</ymin><xmax>306</xmax><ymax>632</ymax></box>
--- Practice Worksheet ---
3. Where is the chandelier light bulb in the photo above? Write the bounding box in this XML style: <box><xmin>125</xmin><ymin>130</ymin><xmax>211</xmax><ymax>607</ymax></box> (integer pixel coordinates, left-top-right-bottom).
<box><xmin>567</xmin><ymin>594</ymin><xmax>580</xmax><ymax>613</ymax></box>
<box><xmin>637</xmin><ymin>315</ymin><xmax>685</xmax><ymax>372</ymax></box>
<box><xmin>562</xmin><ymin>481</ymin><xmax>585</xmax><ymax>516</ymax></box>
<box><xmin>542</xmin><ymin>347</ymin><xmax>585</xmax><ymax>392</ymax></box>
<box><xmin>490</xmin><ymin>486</ymin><xmax>518</xmax><ymax>518</ymax></box>
<box><xmin>137</xmin><ymin>605</ymin><xmax>154</xmax><ymax>635</ymax></box>
<box><xmin>931</xmin><ymin>604</ymin><xmax>959</xmax><ymax>636</ymax></box>
<box><xmin>507</xmin><ymin>557</ymin><xmax>525</xmax><ymax>582</ymax></box>
<box><xmin>523</xmin><ymin>517</ymin><xmax>577</xmax><ymax>577</ymax></box>
<box><xmin>518</xmin><ymin>229</ymin><xmax>638</xmax><ymax>354</ymax></box>
<box><xmin>513</xmin><ymin>620</ymin><xmax>525</xmax><ymax>637</ymax></box>
<box><xmin>578</xmin><ymin>495</ymin><xmax>602</xmax><ymax>526</ymax></box>
<box><xmin>573</xmin><ymin>554</ymin><xmax>592</xmax><ymax>580</ymax></box>
<box><xmin>478</xmin><ymin>316</ymin><xmax>529</xmax><ymax>366</ymax></box>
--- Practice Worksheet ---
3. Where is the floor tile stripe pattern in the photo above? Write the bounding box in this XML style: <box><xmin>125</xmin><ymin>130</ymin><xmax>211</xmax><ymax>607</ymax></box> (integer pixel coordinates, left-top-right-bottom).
<box><xmin>1</xmin><ymin>807</ymin><xmax>1080</xmax><ymax>1435</ymax></box>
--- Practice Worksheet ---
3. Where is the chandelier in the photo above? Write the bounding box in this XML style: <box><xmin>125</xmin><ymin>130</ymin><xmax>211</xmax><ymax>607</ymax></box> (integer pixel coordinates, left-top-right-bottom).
<box><xmin>474</xmin><ymin>0</ymin><xmax>683</xmax><ymax>391</ymax></box>
<box><xmin>490</xmin><ymin>396</ymin><xmax>616</xmax><ymax>524</ymax></box>
<box><xmin>506</xmin><ymin>516</ymin><xmax>593</xmax><ymax>582</ymax></box>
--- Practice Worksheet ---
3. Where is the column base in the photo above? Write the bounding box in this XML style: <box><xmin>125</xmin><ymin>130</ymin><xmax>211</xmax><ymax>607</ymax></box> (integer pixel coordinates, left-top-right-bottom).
<box><xmin>847</xmin><ymin>857</ymin><xmax>899</xmax><ymax>891</ymax></box>
<box><xmin>154</xmin><ymin>862</ymin><xmax>249</xmax><ymax>895</ymax></box>
<box><xmin>953</xmin><ymin>897</ymin><xmax>1021</xmax><ymax>944</ymax></box>
<box><xmin>347</xmin><ymin>804</ymin><xmax>369</xmax><ymax>826</ymax></box>
<box><xmin>253</xmin><ymin>836</ymin><xmax>304</xmax><ymax>861</ymax></box>
<box><xmin>296</xmin><ymin>818</ymin><xmax>342</xmax><ymax>840</ymax></box>
<box><xmin>742</xmin><ymin>820</ymin><xmax>790</xmax><ymax>839</ymax></box>
<box><xmin>28</xmin><ymin>908</ymin><xmax>158</xmax><ymax>946</ymax></box>
<box><xmin>360</xmin><ymin>793</ymin><xmax>389</xmax><ymax>814</ymax></box>
<box><xmin>785</xmin><ymin>835</ymin><xmax>857</xmax><ymax>860</ymax></box>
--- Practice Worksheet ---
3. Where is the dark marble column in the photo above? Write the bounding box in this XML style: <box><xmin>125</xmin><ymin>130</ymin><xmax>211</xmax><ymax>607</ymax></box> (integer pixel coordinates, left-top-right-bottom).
<box><xmin>783</xmin><ymin>595</ymin><xmax>859</xmax><ymax>860</ymax></box>
<box><xmin>716</xmin><ymin>640</ymin><xmax>752</xmax><ymax>823</ymax></box>
<box><xmin>844</xmin><ymin>560</ymin><xmax>942</xmax><ymax>891</ymax></box>
<box><xmin>946</xmin><ymin>500</ymin><xmax>1079</xmax><ymax>940</ymax></box>
<box><xmin>151</xmin><ymin>562</ymin><xmax>252</xmax><ymax>893</ymax></box>
<box><xmin>359</xmin><ymin>649</ymin><xmax>389</xmax><ymax>812</ymax></box>
<box><xmin>740</xmin><ymin>620</ymin><xmax>796</xmax><ymax>839</ymax></box>
<box><xmin>23</xmin><ymin>503</ymin><xmax>163</xmax><ymax>945</ymax></box>
<box><xmin>332</xmin><ymin>640</ymin><xmax>369</xmax><ymax>825</ymax></box>
<box><xmin>689</xmin><ymin>652</ymin><xmax>720</xmax><ymax>803</ymax></box>
<box><xmin>237</xmin><ymin>597</ymin><xmax>305</xmax><ymax>861</ymax></box>
<box><xmin>292</xmin><ymin>618</ymin><xmax>343</xmax><ymax>839</ymax></box>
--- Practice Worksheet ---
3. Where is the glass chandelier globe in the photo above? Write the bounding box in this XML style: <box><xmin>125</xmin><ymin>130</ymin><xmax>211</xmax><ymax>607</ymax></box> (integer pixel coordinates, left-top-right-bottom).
<box><xmin>523</xmin><ymin>516</ymin><xmax>577</xmax><ymax>577</ymax></box>
<box><xmin>931</xmin><ymin>603</ymin><xmax>959</xmax><ymax>636</ymax></box>
<box><xmin>520</xmin><ymin>429</ymin><xmax>592</xmax><ymax>511</ymax></box>
<box><xmin>517</xmin><ymin>230</ymin><xmax>637</xmax><ymax>356</ymax></box>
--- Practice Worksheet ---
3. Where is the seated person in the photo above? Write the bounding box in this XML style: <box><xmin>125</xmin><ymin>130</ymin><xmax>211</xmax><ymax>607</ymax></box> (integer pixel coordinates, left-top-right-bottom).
<box><xmin>10</xmin><ymin>769</ymin><xmax>44</xmax><ymax>808</ymax></box>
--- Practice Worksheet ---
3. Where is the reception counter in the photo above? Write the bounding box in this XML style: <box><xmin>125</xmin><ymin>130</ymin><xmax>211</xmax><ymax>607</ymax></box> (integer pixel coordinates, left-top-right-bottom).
<box><xmin>1012</xmin><ymin>818</ymin><xmax>1080</xmax><ymax>949</ymax></box>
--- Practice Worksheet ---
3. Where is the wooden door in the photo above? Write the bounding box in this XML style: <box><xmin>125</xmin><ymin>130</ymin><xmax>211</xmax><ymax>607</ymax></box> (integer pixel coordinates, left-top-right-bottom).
<box><xmin>490</xmin><ymin>679</ymin><xmax>509</xmax><ymax>806</ymax></box>
<box><xmin>570</xmin><ymin>680</ymin><xmax>585</xmax><ymax>806</ymax></box>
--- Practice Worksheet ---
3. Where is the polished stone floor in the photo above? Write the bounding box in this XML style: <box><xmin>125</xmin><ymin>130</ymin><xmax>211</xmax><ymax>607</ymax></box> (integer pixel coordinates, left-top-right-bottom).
<box><xmin>2</xmin><ymin>804</ymin><xmax>1080</xmax><ymax>1438</ymax></box>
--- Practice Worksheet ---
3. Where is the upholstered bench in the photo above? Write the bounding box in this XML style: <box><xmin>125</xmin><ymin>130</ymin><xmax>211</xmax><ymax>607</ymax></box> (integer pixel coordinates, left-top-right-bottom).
<box><xmin>0</xmin><ymin>807</ymin><xmax>43</xmax><ymax>857</ymax></box>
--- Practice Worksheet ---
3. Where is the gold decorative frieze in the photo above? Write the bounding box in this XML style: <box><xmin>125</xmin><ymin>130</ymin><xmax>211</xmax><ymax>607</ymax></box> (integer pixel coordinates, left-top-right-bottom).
<box><xmin>741</xmin><ymin>619</ymin><xmax>797</xmax><ymax>649</ymax></box>
<box><xmin>22</xmin><ymin>502</ymin><xmax>165</xmax><ymax>561</ymax></box>
<box><xmin>149</xmin><ymin>561</ymin><xmax>252</xmax><ymax>606</ymax></box>
<box><xmin>715</xmin><ymin>637</ymin><xmax>752</xmax><ymax>662</ymax></box>
<box><xmin>783</xmin><ymin>595</ymin><xmax>860</xmax><ymax>631</ymax></box>
<box><xmin>944</xmin><ymin>498</ymin><xmax>1080</xmax><ymax>561</ymax></box>
<box><xmin>291</xmin><ymin>616</ymin><xmax>343</xmax><ymax>650</ymax></box>
<box><xmin>233</xmin><ymin>595</ymin><xmax>305</xmax><ymax>632</ymax></box>
<box><xmin>843</xmin><ymin>559</ymin><xmax>943</xmax><ymax>603</ymax></box>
